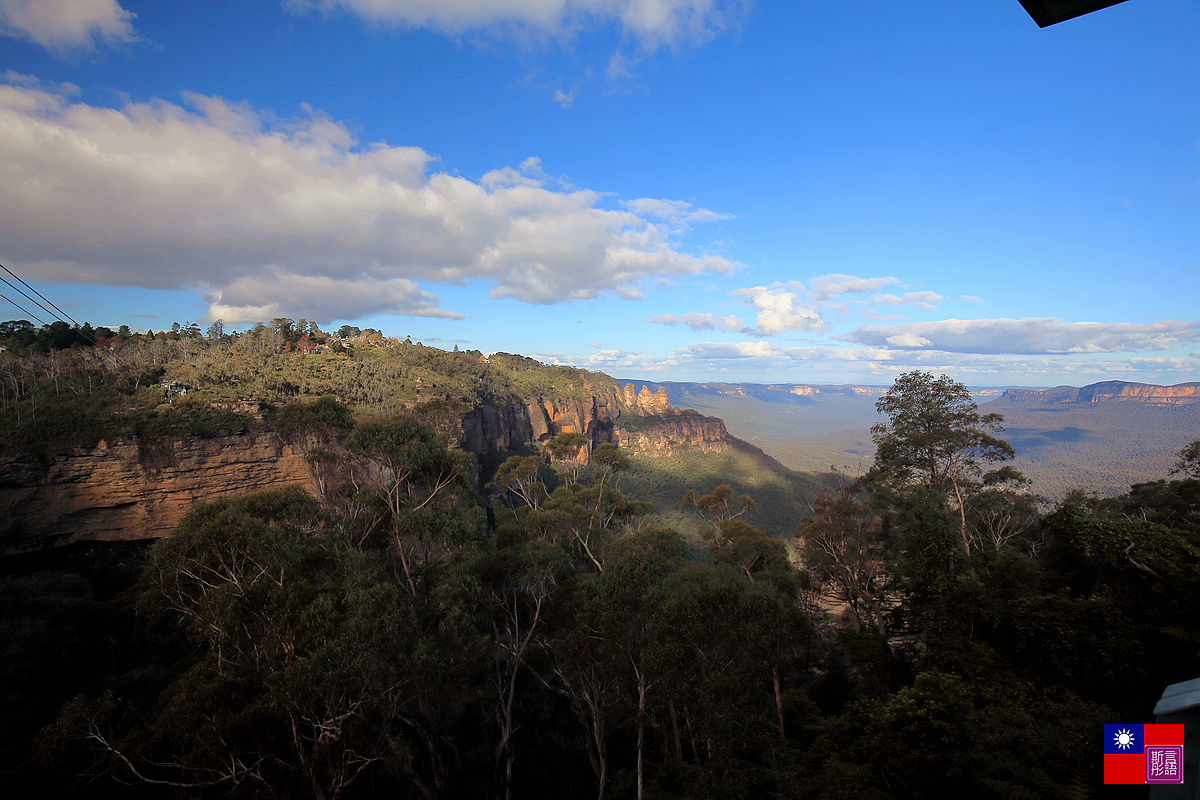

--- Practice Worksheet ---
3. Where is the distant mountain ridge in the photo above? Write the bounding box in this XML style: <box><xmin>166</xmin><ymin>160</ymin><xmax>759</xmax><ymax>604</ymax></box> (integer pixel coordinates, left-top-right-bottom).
<box><xmin>618</xmin><ymin>379</ymin><xmax>1011</xmax><ymax>402</ymax></box>
<box><xmin>998</xmin><ymin>381</ymin><xmax>1200</xmax><ymax>405</ymax></box>
<box><xmin>622</xmin><ymin>378</ymin><xmax>1200</xmax><ymax>408</ymax></box>
<box><xmin>616</xmin><ymin>377</ymin><xmax>1200</xmax><ymax>498</ymax></box>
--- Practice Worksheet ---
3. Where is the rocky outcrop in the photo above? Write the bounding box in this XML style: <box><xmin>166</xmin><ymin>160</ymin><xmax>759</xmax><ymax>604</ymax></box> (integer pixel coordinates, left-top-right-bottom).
<box><xmin>460</xmin><ymin>384</ymin><xmax>675</xmax><ymax>455</ymax></box>
<box><xmin>999</xmin><ymin>381</ymin><xmax>1200</xmax><ymax>405</ymax></box>
<box><xmin>1</xmin><ymin>385</ymin><xmax>732</xmax><ymax>552</ymax></box>
<box><xmin>457</xmin><ymin>385</ymin><xmax>727</xmax><ymax>459</ymax></box>
<box><xmin>623</xmin><ymin>383</ymin><xmax>671</xmax><ymax>414</ymax></box>
<box><xmin>0</xmin><ymin>432</ymin><xmax>316</xmax><ymax>554</ymax></box>
<box><xmin>525</xmin><ymin>394</ymin><xmax>619</xmax><ymax>445</ymax></box>
<box><xmin>614</xmin><ymin>410</ymin><xmax>731</xmax><ymax>458</ymax></box>
<box><xmin>460</xmin><ymin>402</ymin><xmax>534</xmax><ymax>453</ymax></box>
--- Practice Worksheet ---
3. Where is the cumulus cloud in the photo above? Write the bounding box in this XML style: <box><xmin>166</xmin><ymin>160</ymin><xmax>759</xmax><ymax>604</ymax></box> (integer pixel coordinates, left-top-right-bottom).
<box><xmin>205</xmin><ymin>271</ymin><xmax>462</xmax><ymax>325</ymax></box>
<box><xmin>808</xmin><ymin>273</ymin><xmax>898</xmax><ymax>302</ymax></box>
<box><xmin>0</xmin><ymin>0</ymin><xmax>136</xmax><ymax>52</ymax></box>
<box><xmin>288</xmin><ymin>0</ymin><xmax>743</xmax><ymax>51</ymax></box>
<box><xmin>0</xmin><ymin>82</ymin><xmax>737</xmax><ymax>323</ymax></box>
<box><xmin>874</xmin><ymin>291</ymin><xmax>943</xmax><ymax>311</ymax></box>
<box><xmin>961</xmin><ymin>295</ymin><xmax>983</xmax><ymax>303</ymax></box>
<box><xmin>648</xmin><ymin>312</ymin><xmax>716</xmax><ymax>332</ymax></box>
<box><xmin>719</xmin><ymin>313</ymin><xmax>745</xmax><ymax>332</ymax></box>
<box><xmin>648</xmin><ymin>274</ymin><xmax>908</xmax><ymax>340</ymax></box>
<box><xmin>847</xmin><ymin>318</ymin><xmax>1200</xmax><ymax>355</ymax></box>
<box><xmin>886</xmin><ymin>333</ymin><xmax>933</xmax><ymax>348</ymax></box>
<box><xmin>541</xmin><ymin>347</ymin><xmax>677</xmax><ymax>372</ymax></box>
<box><xmin>731</xmin><ymin>284</ymin><xmax>827</xmax><ymax>336</ymax></box>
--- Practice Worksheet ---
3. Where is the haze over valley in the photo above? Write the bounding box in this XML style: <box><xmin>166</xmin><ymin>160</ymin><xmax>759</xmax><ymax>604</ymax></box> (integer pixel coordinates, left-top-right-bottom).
<box><xmin>620</xmin><ymin>378</ymin><xmax>1200</xmax><ymax>499</ymax></box>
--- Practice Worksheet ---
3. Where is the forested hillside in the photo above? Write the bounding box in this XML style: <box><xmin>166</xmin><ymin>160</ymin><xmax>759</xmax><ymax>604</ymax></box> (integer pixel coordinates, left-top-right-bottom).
<box><xmin>2</xmin><ymin>323</ymin><xmax>1198</xmax><ymax>798</ymax></box>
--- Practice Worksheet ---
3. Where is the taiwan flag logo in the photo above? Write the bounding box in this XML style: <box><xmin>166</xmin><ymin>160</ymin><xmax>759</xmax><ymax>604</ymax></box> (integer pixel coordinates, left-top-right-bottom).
<box><xmin>1103</xmin><ymin>724</ymin><xmax>1185</xmax><ymax>784</ymax></box>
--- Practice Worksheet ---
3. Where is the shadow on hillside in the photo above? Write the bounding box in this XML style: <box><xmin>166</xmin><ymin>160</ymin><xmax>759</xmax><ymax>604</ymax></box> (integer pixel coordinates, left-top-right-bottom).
<box><xmin>1005</xmin><ymin>426</ymin><xmax>1091</xmax><ymax>450</ymax></box>
<box><xmin>616</xmin><ymin>440</ymin><xmax>842</xmax><ymax>543</ymax></box>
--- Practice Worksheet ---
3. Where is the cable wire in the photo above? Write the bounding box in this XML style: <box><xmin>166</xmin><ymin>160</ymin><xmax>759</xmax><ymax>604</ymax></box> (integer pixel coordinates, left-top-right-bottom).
<box><xmin>0</xmin><ymin>292</ymin><xmax>49</xmax><ymax>327</ymax></box>
<box><xmin>0</xmin><ymin>263</ymin><xmax>80</xmax><ymax>327</ymax></box>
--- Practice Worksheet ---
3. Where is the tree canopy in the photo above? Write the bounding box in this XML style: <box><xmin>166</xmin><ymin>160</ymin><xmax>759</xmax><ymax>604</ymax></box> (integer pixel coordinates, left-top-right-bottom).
<box><xmin>869</xmin><ymin>371</ymin><xmax>1017</xmax><ymax>555</ymax></box>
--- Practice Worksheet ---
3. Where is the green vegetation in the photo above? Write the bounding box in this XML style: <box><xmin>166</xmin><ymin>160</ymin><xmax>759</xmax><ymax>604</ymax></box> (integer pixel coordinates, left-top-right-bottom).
<box><xmin>3</xmin><ymin>328</ymin><xmax>1198</xmax><ymax>799</ymax></box>
<box><xmin>0</xmin><ymin>319</ymin><xmax>622</xmax><ymax>458</ymax></box>
<box><xmin>991</xmin><ymin>399</ymin><xmax>1200</xmax><ymax>498</ymax></box>
<box><xmin>619</xmin><ymin>439</ymin><xmax>832</xmax><ymax>544</ymax></box>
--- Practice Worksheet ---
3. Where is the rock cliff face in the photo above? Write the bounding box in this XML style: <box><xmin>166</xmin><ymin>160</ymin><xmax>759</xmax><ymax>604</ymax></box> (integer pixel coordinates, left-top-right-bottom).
<box><xmin>460</xmin><ymin>401</ymin><xmax>534</xmax><ymax>453</ymax></box>
<box><xmin>459</xmin><ymin>383</ymin><xmax>687</xmax><ymax>455</ymax></box>
<box><xmin>1</xmin><ymin>432</ymin><xmax>315</xmax><ymax>554</ymax></box>
<box><xmin>2</xmin><ymin>384</ymin><xmax>726</xmax><ymax>552</ymax></box>
<box><xmin>999</xmin><ymin>381</ymin><xmax>1200</xmax><ymax>405</ymax></box>
<box><xmin>613</xmin><ymin>409</ymin><xmax>731</xmax><ymax>458</ymax></box>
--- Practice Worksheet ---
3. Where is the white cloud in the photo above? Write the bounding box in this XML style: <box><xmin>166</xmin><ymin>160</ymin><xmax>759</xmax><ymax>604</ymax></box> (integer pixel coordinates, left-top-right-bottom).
<box><xmin>622</xmin><ymin>197</ymin><xmax>732</xmax><ymax>226</ymax></box>
<box><xmin>886</xmin><ymin>333</ymin><xmax>933</xmax><ymax>348</ymax></box>
<box><xmin>683</xmin><ymin>340</ymin><xmax>783</xmax><ymax>359</ymax></box>
<box><xmin>553</xmin><ymin>87</ymin><xmax>577</xmax><ymax>108</ymax></box>
<box><xmin>808</xmin><ymin>273</ymin><xmax>898</xmax><ymax>301</ymax></box>
<box><xmin>205</xmin><ymin>271</ymin><xmax>461</xmax><ymax>325</ymax></box>
<box><xmin>874</xmin><ymin>291</ymin><xmax>943</xmax><ymax>311</ymax></box>
<box><xmin>0</xmin><ymin>82</ymin><xmax>737</xmax><ymax>323</ymax></box>
<box><xmin>719</xmin><ymin>313</ymin><xmax>745</xmax><ymax>332</ymax></box>
<box><xmin>542</xmin><ymin>347</ymin><xmax>677</xmax><ymax>372</ymax></box>
<box><xmin>648</xmin><ymin>312</ymin><xmax>716</xmax><ymax>331</ymax></box>
<box><xmin>288</xmin><ymin>0</ymin><xmax>744</xmax><ymax>51</ymax></box>
<box><xmin>961</xmin><ymin>295</ymin><xmax>983</xmax><ymax>303</ymax></box>
<box><xmin>731</xmin><ymin>284</ymin><xmax>827</xmax><ymax>336</ymax></box>
<box><xmin>0</xmin><ymin>0</ymin><xmax>135</xmax><ymax>52</ymax></box>
<box><xmin>847</xmin><ymin>318</ymin><xmax>1200</xmax><ymax>355</ymax></box>
<box><xmin>550</xmin><ymin>330</ymin><xmax>1200</xmax><ymax>385</ymax></box>
<box><xmin>668</xmin><ymin>338</ymin><xmax>1200</xmax><ymax>384</ymax></box>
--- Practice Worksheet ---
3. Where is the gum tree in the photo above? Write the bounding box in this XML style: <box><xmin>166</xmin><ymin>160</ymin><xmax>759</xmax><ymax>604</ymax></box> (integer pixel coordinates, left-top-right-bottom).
<box><xmin>869</xmin><ymin>371</ymin><xmax>1016</xmax><ymax>555</ymax></box>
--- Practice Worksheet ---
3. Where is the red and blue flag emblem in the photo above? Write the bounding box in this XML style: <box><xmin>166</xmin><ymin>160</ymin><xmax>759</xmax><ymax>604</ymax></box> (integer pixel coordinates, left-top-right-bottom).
<box><xmin>1103</xmin><ymin>724</ymin><xmax>1184</xmax><ymax>784</ymax></box>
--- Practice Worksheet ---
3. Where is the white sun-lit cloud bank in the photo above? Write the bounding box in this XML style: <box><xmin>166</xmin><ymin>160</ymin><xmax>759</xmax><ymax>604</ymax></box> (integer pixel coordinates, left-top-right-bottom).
<box><xmin>0</xmin><ymin>0</ymin><xmax>1196</xmax><ymax>386</ymax></box>
<box><xmin>0</xmin><ymin>80</ymin><xmax>735</xmax><ymax>324</ymax></box>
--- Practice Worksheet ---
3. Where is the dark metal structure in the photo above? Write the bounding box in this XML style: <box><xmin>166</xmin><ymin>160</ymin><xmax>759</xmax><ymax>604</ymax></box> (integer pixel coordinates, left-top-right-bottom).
<box><xmin>1018</xmin><ymin>0</ymin><xmax>1133</xmax><ymax>26</ymax></box>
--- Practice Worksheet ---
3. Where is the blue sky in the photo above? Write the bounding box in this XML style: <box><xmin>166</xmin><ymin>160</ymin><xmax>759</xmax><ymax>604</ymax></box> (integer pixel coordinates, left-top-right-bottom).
<box><xmin>0</xmin><ymin>0</ymin><xmax>1196</xmax><ymax>386</ymax></box>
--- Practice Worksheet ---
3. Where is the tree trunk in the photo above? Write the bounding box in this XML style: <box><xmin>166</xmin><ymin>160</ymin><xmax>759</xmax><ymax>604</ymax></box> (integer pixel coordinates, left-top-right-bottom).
<box><xmin>951</xmin><ymin>477</ymin><xmax>970</xmax><ymax>555</ymax></box>
<box><xmin>634</xmin><ymin>662</ymin><xmax>647</xmax><ymax>800</ymax></box>
<box><xmin>773</xmin><ymin>666</ymin><xmax>786</xmax><ymax>745</ymax></box>
<box><xmin>668</xmin><ymin>698</ymin><xmax>682</xmax><ymax>762</ymax></box>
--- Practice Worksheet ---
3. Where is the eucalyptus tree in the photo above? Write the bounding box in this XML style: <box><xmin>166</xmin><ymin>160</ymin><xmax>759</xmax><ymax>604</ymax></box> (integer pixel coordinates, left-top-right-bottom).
<box><xmin>681</xmin><ymin>483</ymin><xmax>756</xmax><ymax>536</ymax></box>
<box><xmin>108</xmin><ymin>488</ymin><xmax>416</xmax><ymax>799</ymax></box>
<box><xmin>344</xmin><ymin>414</ymin><xmax>480</xmax><ymax>594</ymax></box>
<box><xmin>869</xmin><ymin>371</ymin><xmax>1017</xmax><ymax>556</ymax></box>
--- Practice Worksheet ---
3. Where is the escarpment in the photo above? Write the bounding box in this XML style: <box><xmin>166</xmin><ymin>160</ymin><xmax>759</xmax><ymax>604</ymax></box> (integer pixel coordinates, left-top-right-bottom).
<box><xmin>1</xmin><ymin>432</ymin><xmax>315</xmax><ymax>554</ymax></box>
<box><xmin>612</xmin><ymin>409</ymin><xmax>730</xmax><ymax>457</ymax></box>
<box><xmin>3</xmin><ymin>382</ymin><xmax>730</xmax><ymax>552</ymax></box>
<box><xmin>459</xmin><ymin>383</ymin><xmax>730</xmax><ymax>458</ymax></box>
<box><xmin>999</xmin><ymin>381</ymin><xmax>1200</xmax><ymax>405</ymax></box>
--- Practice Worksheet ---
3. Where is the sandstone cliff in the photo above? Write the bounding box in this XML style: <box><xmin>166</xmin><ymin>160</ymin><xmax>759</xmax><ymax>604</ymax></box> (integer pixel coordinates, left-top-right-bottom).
<box><xmin>459</xmin><ymin>383</ymin><xmax>694</xmax><ymax>455</ymax></box>
<box><xmin>2</xmin><ymin>384</ymin><xmax>727</xmax><ymax>553</ymax></box>
<box><xmin>1</xmin><ymin>432</ymin><xmax>316</xmax><ymax>554</ymax></box>
<box><xmin>999</xmin><ymin>381</ymin><xmax>1200</xmax><ymax>405</ymax></box>
<box><xmin>613</xmin><ymin>409</ymin><xmax>730</xmax><ymax>458</ymax></box>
